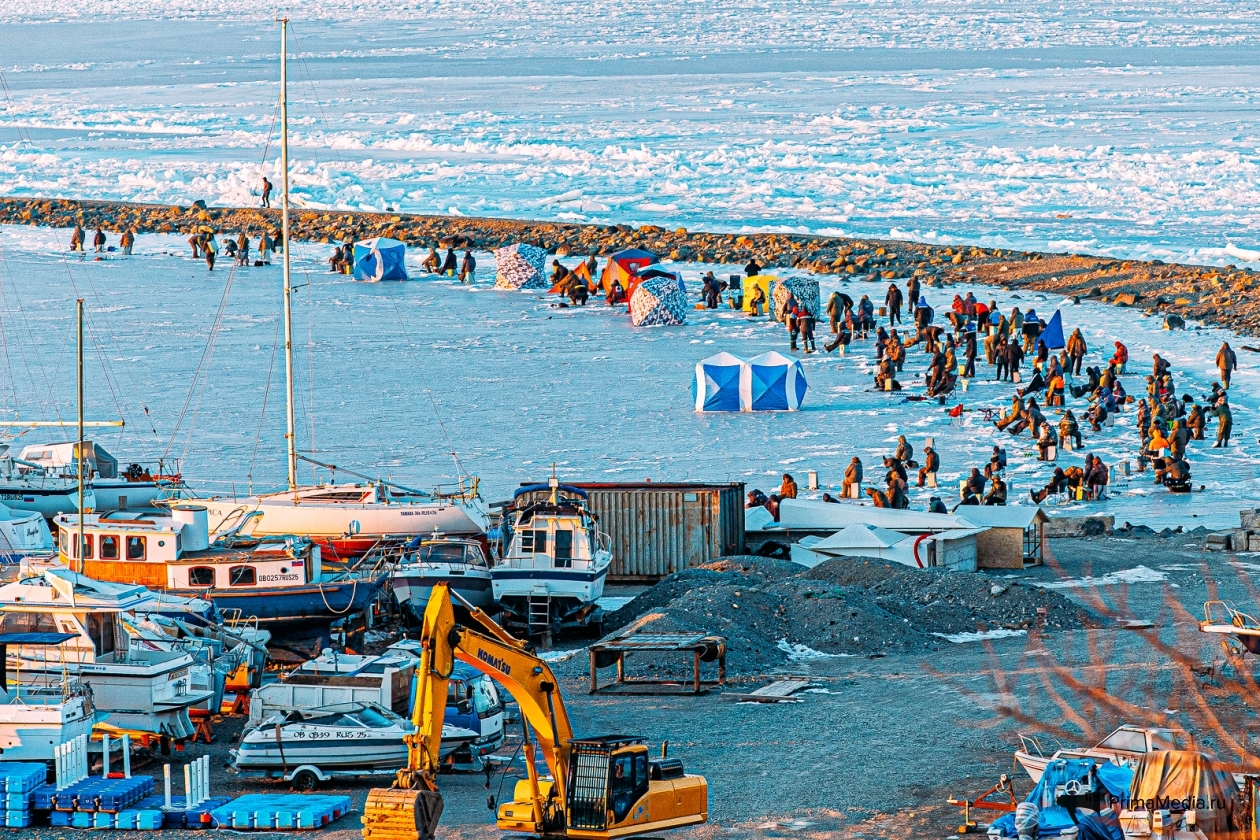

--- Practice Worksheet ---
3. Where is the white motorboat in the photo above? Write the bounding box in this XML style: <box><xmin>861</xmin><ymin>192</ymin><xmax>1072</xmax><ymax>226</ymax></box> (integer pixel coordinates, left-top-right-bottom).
<box><xmin>492</xmin><ymin>477</ymin><xmax>612</xmax><ymax>636</ymax></box>
<box><xmin>0</xmin><ymin>500</ymin><xmax>54</xmax><ymax>563</ymax></box>
<box><xmin>390</xmin><ymin>534</ymin><xmax>494</xmax><ymax>622</ymax></box>
<box><xmin>17</xmin><ymin>441</ymin><xmax>182</xmax><ymax>514</ymax></box>
<box><xmin>230</xmin><ymin>701</ymin><xmax>478</xmax><ymax>772</ymax></box>
<box><xmin>1015</xmin><ymin>725</ymin><xmax>1193</xmax><ymax>783</ymax></box>
<box><xmin>0</xmin><ymin>630</ymin><xmax>102</xmax><ymax>763</ymax></box>
<box><xmin>0</xmin><ymin>447</ymin><xmax>93</xmax><ymax>520</ymax></box>
<box><xmin>0</xmin><ymin>569</ymin><xmax>215</xmax><ymax>741</ymax></box>
<box><xmin>203</xmin><ymin>483</ymin><xmax>487</xmax><ymax>562</ymax></box>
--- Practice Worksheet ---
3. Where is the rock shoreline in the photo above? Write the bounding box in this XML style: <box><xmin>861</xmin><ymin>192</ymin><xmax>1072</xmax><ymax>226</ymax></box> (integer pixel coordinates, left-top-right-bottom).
<box><xmin>4</xmin><ymin>195</ymin><xmax>1257</xmax><ymax>335</ymax></box>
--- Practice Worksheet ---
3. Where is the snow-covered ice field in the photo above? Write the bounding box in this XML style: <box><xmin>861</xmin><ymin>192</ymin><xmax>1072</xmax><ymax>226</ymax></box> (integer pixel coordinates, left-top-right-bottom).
<box><xmin>2</xmin><ymin>2</ymin><xmax>1260</xmax><ymax>528</ymax></box>
<box><xmin>1</xmin><ymin>225</ymin><xmax>1255</xmax><ymax>528</ymax></box>
<box><xmin>4</xmin><ymin>2</ymin><xmax>1260</xmax><ymax>263</ymax></box>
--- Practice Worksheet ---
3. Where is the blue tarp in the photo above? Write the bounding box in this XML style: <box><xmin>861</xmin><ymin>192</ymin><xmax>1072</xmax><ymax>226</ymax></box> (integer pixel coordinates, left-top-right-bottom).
<box><xmin>1038</xmin><ymin>310</ymin><xmax>1066</xmax><ymax>350</ymax></box>
<box><xmin>990</xmin><ymin>758</ymin><xmax>1099</xmax><ymax>838</ymax></box>
<box><xmin>353</xmin><ymin>237</ymin><xmax>408</xmax><ymax>281</ymax></box>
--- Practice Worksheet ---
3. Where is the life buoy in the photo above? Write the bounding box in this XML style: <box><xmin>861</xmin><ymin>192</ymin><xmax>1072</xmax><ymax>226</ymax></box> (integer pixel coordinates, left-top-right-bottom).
<box><xmin>912</xmin><ymin>534</ymin><xmax>931</xmax><ymax>568</ymax></box>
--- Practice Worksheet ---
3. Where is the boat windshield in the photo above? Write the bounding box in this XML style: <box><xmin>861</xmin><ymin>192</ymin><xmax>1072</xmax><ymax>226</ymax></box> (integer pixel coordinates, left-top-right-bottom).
<box><xmin>355</xmin><ymin>706</ymin><xmax>395</xmax><ymax>727</ymax></box>
<box><xmin>1149</xmin><ymin>731</ymin><xmax>1188</xmax><ymax>751</ymax></box>
<box><xmin>415</xmin><ymin>544</ymin><xmax>467</xmax><ymax>565</ymax></box>
<box><xmin>1097</xmin><ymin>728</ymin><xmax>1150</xmax><ymax>753</ymax></box>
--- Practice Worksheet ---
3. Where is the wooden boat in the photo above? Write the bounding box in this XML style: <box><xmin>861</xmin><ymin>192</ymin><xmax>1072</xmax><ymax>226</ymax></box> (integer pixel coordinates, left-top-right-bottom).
<box><xmin>52</xmin><ymin>505</ymin><xmax>385</xmax><ymax>630</ymax></box>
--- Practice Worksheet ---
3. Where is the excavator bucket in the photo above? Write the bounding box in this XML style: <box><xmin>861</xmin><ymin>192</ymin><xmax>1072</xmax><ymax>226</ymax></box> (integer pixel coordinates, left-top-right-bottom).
<box><xmin>361</xmin><ymin>789</ymin><xmax>444</xmax><ymax>840</ymax></box>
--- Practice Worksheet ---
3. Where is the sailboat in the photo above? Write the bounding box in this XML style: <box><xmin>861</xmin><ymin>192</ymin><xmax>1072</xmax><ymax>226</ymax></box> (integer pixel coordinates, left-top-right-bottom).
<box><xmin>201</xmin><ymin>19</ymin><xmax>487</xmax><ymax>561</ymax></box>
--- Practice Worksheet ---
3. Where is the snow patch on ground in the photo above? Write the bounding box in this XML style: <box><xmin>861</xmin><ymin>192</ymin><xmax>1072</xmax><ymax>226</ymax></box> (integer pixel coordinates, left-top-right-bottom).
<box><xmin>934</xmin><ymin>628</ymin><xmax>1028</xmax><ymax>643</ymax></box>
<box><xmin>1033</xmin><ymin>566</ymin><xmax>1170</xmax><ymax>589</ymax></box>
<box><xmin>777</xmin><ymin>639</ymin><xmax>850</xmax><ymax>661</ymax></box>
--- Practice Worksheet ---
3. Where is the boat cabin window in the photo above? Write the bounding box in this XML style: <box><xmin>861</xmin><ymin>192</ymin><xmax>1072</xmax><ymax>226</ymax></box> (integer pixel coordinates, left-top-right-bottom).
<box><xmin>85</xmin><ymin>613</ymin><xmax>115</xmax><ymax>656</ymax></box>
<box><xmin>126</xmin><ymin>536</ymin><xmax>146</xmax><ymax>561</ymax></box>
<box><xmin>310</xmin><ymin>491</ymin><xmax>369</xmax><ymax>502</ymax></box>
<box><xmin>188</xmin><ymin>567</ymin><xmax>215</xmax><ymax>587</ymax></box>
<box><xmin>1098</xmin><ymin>728</ymin><xmax>1149</xmax><ymax>753</ymax></box>
<box><xmin>228</xmin><ymin>566</ymin><xmax>256</xmax><ymax>587</ymax></box>
<box><xmin>68</xmin><ymin>533</ymin><xmax>94</xmax><ymax>560</ymax></box>
<box><xmin>100</xmin><ymin>535</ymin><xmax>120</xmax><ymax>560</ymax></box>
<box><xmin>1149</xmin><ymin>731</ymin><xmax>1187</xmax><ymax>752</ymax></box>
<box><xmin>554</xmin><ymin>530</ymin><xmax>573</xmax><ymax>568</ymax></box>
<box><xmin>0</xmin><ymin>611</ymin><xmax>59</xmax><ymax>635</ymax></box>
<box><xmin>520</xmin><ymin>529</ymin><xmax>547</xmax><ymax>555</ymax></box>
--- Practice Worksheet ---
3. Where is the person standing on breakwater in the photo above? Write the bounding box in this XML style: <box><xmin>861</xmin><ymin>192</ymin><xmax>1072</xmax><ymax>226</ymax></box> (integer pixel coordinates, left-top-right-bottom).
<box><xmin>120</xmin><ymin>229</ymin><xmax>134</xmax><ymax>256</ymax></box>
<box><xmin>460</xmin><ymin>250</ymin><xmax>476</xmax><ymax>283</ymax></box>
<box><xmin>93</xmin><ymin>227</ymin><xmax>106</xmax><ymax>253</ymax></box>
<box><xmin>260</xmin><ymin>177</ymin><xmax>273</xmax><ymax>209</ymax></box>
<box><xmin>70</xmin><ymin>224</ymin><xmax>85</xmax><ymax>252</ymax></box>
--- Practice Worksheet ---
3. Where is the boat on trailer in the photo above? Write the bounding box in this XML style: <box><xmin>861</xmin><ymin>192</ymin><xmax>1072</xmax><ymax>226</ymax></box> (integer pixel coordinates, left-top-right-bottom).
<box><xmin>389</xmin><ymin>534</ymin><xmax>494</xmax><ymax>622</ymax></box>
<box><xmin>493</xmin><ymin>477</ymin><xmax>611</xmax><ymax>637</ymax></box>
<box><xmin>231</xmin><ymin>701</ymin><xmax>478</xmax><ymax>773</ymax></box>
<box><xmin>53</xmin><ymin>505</ymin><xmax>385</xmax><ymax>630</ymax></box>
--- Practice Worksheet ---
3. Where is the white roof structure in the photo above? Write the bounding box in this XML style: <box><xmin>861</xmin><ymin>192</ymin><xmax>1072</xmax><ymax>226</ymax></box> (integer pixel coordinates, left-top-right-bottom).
<box><xmin>811</xmin><ymin>523</ymin><xmax>905</xmax><ymax>551</ymax></box>
<box><xmin>761</xmin><ymin>499</ymin><xmax>1047</xmax><ymax>534</ymax></box>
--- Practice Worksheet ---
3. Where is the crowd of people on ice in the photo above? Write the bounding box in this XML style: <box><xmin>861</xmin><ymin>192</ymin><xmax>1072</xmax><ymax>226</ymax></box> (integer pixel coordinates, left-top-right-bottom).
<box><xmin>747</xmin><ymin>277</ymin><xmax>1241</xmax><ymax>518</ymax></box>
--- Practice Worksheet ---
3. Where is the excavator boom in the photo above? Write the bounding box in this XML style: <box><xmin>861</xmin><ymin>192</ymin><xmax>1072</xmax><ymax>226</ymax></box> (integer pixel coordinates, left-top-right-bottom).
<box><xmin>362</xmin><ymin>583</ymin><xmax>707</xmax><ymax>840</ymax></box>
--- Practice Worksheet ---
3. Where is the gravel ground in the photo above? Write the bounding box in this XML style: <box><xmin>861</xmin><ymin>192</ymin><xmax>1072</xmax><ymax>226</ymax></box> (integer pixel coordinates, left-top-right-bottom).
<box><xmin>17</xmin><ymin>531</ymin><xmax>1258</xmax><ymax>840</ymax></box>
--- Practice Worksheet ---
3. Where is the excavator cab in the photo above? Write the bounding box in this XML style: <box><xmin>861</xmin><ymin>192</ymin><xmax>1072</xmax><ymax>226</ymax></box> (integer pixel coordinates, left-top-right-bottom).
<box><xmin>562</xmin><ymin>737</ymin><xmax>708</xmax><ymax>837</ymax></box>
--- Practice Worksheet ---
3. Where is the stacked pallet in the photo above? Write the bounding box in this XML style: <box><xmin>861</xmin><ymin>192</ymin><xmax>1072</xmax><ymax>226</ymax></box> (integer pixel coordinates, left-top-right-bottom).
<box><xmin>207</xmin><ymin>793</ymin><xmax>353</xmax><ymax>831</ymax></box>
<box><xmin>0</xmin><ymin>763</ymin><xmax>48</xmax><ymax>828</ymax></box>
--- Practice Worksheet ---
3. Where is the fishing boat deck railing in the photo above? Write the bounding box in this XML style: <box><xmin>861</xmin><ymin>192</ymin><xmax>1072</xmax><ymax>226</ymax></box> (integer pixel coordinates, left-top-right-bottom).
<box><xmin>1203</xmin><ymin>600</ymin><xmax>1260</xmax><ymax>630</ymax></box>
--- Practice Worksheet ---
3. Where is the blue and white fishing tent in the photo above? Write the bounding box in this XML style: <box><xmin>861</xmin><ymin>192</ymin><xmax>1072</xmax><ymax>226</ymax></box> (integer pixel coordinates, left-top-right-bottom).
<box><xmin>742</xmin><ymin>351</ymin><xmax>808</xmax><ymax>411</ymax></box>
<box><xmin>693</xmin><ymin>352</ymin><xmax>745</xmax><ymax>412</ymax></box>
<box><xmin>352</xmin><ymin>237</ymin><xmax>408</xmax><ymax>281</ymax></box>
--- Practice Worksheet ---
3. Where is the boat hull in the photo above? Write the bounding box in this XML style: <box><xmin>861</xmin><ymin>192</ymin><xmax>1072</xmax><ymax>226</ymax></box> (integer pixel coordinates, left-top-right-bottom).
<box><xmin>392</xmin><ymin>570</ymin><xmax>494</xmax><ymax>618</ymax></box>
<box><xmin>0</xmin><ymin>482</ymin><xmax>93</xmax><ymax>520</ymax></box>
<box><xmin>0</xmin><ymin>692</ymin><xmax>95</xmax><ymax>762</ymax></box>
<box><xmin>232</xmin><ymin>725</ymin><xmax>474</xmax><ymax>771</ymax></box>
<box><xmin>91</xmin><ymin>479</ymin><xmax>170</xmax><ymax>513</ymax></box>
<box><xmin>166</xmin><ymin>576</ymin><xmax>386</xmax><ymax>628</ymax></box>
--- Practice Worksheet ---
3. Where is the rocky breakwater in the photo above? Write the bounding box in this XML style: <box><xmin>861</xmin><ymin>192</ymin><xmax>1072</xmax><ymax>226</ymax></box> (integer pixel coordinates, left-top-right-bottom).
<box><xmin>4</xmin><ymin>195</ymin><xmax>1258</xmax><ymax>335</ymax></box>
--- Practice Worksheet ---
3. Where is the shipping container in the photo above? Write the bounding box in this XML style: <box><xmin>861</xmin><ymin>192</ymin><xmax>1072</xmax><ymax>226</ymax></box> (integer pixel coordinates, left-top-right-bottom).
<box><xmin>504</xmin><ymin>482</ymin><xmax>745</xmax><ymax>582</ymax></box>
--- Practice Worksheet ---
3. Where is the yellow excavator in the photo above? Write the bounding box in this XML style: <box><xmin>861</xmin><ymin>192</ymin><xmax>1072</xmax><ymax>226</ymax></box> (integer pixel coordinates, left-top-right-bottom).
<box><xmin>361</xmin><ymin>583</ymin><xmax>709</xmax><ymax>840</ymax></box>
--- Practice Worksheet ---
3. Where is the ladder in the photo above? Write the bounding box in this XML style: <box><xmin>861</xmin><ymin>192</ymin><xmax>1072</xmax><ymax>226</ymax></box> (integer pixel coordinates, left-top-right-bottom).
<box><xmin>527</xmin><ymin>596</ymin><xmax>552</xmax><ymax>630</ymax></box>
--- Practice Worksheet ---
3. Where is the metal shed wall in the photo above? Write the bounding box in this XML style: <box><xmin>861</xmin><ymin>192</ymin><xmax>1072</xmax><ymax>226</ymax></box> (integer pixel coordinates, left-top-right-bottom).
<box><xmin>513</xmin><ymin>482</ymin><xmax>744</xmax><ymax>581</ymax></box>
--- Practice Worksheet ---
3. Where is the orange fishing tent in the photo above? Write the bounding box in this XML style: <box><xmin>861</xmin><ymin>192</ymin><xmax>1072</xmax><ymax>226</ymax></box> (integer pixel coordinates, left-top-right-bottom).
<box><xmin>598</xmin><ymin>248</ymin><xmax>659</xmax><ymax>294</ymax></box>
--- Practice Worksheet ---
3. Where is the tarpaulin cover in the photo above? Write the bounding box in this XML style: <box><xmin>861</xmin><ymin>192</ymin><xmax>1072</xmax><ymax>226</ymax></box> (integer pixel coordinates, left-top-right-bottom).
<box><xmin>1128</xmin><ymin>750</ymin><xmax>1240</xmax><ymax>837</ymax></box>
<box><xmin>629</xmin><ymin>276</ymin><xmax>688</xmax><ymax>327</ymax></box>
<box><xmin>494</xmin><ymin>243</ymin><xmax>549</xmax><ymax>290</ymax></box>
<box><xmin>742</xmin><ymin>351</ymin><xmax>808</xmax><ymax>411</ymax></box>
<box><xmin>599</xmin><ymin>248</ymin><xmax>659</xmax><ymax>294</ymax></box>
<box><xmin>693</xmin><ymin>352</ymin><xmax>744</xmax><ymax>412</ymax></box>
<box><xmin>989</xmin><ymin>758</ymin><xmax>1097</xmax><ymax>838</ymax></box>
<box><xmin>1038</xmin><ymin>310</ymin><xmax>1066</xmax><ymax>350</ymax></box>
<box><xmin>352</xmin><ymin>237</ymin><xmax>408</xmax><ymax>281</ymax></box>
<box><xmin>770</xmin><ymin>277</ymin><xmax>822</xmax><ymax>322</ymax></box>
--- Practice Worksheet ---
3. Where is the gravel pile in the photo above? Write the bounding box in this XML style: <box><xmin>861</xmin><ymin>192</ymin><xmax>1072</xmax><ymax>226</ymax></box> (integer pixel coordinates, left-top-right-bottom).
<box><xmin>601</xmin><ymin>555</ymin><xmax>1098</xmax><ymax>674</ymax></box>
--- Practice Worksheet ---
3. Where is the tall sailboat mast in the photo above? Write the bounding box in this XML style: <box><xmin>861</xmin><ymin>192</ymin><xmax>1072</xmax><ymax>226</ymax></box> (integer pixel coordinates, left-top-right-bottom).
<box><xmin>279</xmin><ymin>18</ymin><xmax>298</xmax><ymax>491</ymax></box>
<box><xmin>76</xmin><ymin>298</ymin><xmax>84</xmax><ymax>574</ymax></box>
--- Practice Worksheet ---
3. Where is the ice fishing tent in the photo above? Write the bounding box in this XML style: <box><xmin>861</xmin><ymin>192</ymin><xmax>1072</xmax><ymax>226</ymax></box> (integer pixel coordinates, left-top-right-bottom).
<box><xmin>1037</xmin><ymin>309</ymin><xmax>1066</xmax><ymax>350</ymax></box>
<box><xmin>626</xmin><ymin>264</ymin><xmax>684</xmax><ymax>303</ymax></box>
<box><xmin>742</xmin><ymin>274</ymin><xmax>774</xmax><ymax>313</ymax></box>
<box><xmin>770</xmin><ymin>277</ymin><xmax>821</xmax><ymax>322</ymax></box>
<box><xmin>494</xmin><ymin>243</ymin><xmax>549</xmax><ymax>290</ymax></box>
<box><xmin>693</xmin><ymin>352</ymin><xmax>744</xmax><ymax>412</ymax></box>
<box><xmin>741</xmin><ymin>351</ymin><xmax>808</xmax><ymax>411</ymax></box>
<box><xmin>352</xmin><ymin>237</ymin><xmax>408</xmax><ymax>281</ymax></box>
<box><xmin>630</xmin><ymin>276</ymin><xmax>688</xmax><ymax>327</ymax></box>
<box><xmin>599</xmin><ymin>248</ymin><xmax>659</xmax><ymax>294</ymax></box>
